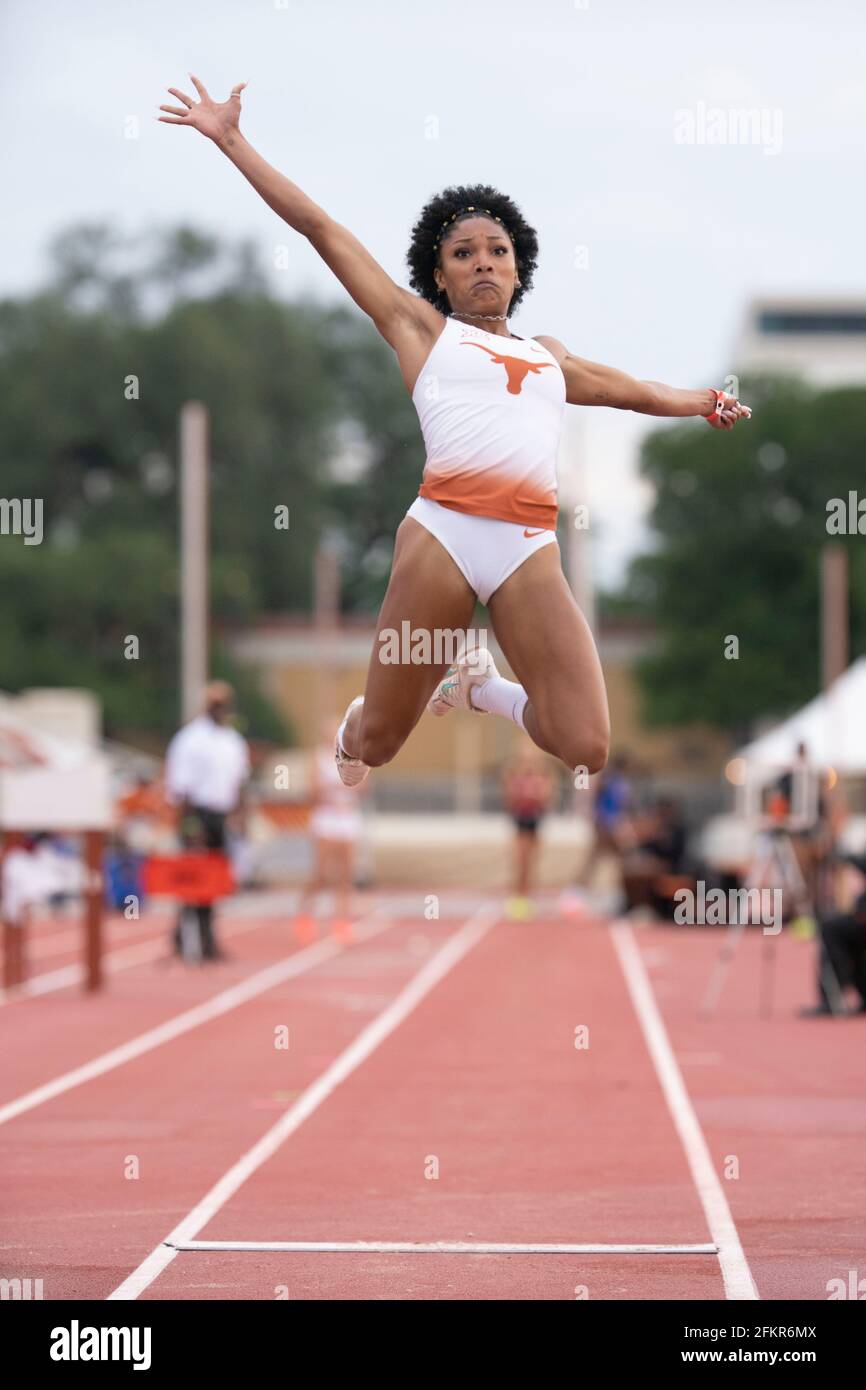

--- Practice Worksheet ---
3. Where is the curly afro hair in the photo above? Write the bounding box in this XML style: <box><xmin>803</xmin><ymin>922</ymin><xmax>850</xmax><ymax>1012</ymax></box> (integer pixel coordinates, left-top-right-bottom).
<box><xmin>406</xmin><ymin>183</ymin><xmax>539</xmax><ymax>317</ymax></box>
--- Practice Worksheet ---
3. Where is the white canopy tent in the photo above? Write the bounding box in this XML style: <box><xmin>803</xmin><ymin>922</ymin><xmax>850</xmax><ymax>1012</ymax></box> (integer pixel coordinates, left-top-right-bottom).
<box><xmin>736</xmin><ymin>656</ymin><xmax>866</xmax><ymax>779</ymax></box>
<box><xmin>699</xmin><ymin>659</ymin><xmax>866</xmax><ymax>874</ymax></box>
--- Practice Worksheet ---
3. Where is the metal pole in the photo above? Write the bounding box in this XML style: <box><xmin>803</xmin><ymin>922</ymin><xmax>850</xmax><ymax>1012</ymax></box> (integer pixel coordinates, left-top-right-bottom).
<box><xmin>819</xmin><ymin>543</ymin><xmax>850</xmax><ymax>904</ymax></box>
<box><xmin>84</xmin><ymin>829</ymin><xmax>104</xmax><ymax>992</ymax></box>
<box><xmin>180</xmin><ymin>402</ymin><xmax>209</xmax><ymax>723</ymax></box>
<box><xmin>821</xmin><ymin>542</ymin><xmax>848</xmax><ymax>691</ymax></box>
<box><xmin>1</xmin><ymin>831</ymin><xmax>25</xmax><ymax>990</ymax></box>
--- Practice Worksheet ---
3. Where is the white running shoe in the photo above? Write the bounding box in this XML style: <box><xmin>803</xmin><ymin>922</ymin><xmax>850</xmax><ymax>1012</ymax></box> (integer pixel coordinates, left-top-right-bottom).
<box><xmin>334</xmin><ymin>695</ymin><xmax>369</xmax><ymax>787</ymax></box>
<box><xmin>427</xmin><ymin>644</ymin><xmax>499</xmax><ymax>717</ymax></box>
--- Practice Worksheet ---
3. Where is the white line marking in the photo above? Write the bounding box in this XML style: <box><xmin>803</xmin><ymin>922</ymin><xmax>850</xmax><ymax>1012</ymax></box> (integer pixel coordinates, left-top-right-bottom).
<box><xmin>2</xmin><ymin>918</ymin><xmax>142</xmax><ymax>964</ymax></box>
<box><xmin>610</xmin><ymin>921</ymin><xmax>759</xmax><ymax>1300</ymax></box>
<box><xmin>0</xmin><ymin>961</ymin><xmax>81</xmax><ymax>1001</ymax></box>
<box><xmin>0</xmin><ymin>907</ymin><xmax>302</xmax><ymax>1005</ymax></box>
<box><xmin>167</xmin><ymin>1239</ymin><xmax>718</xmax><ymax>1255</ymax></box>
<box><xmin>0</xmin><ymin>911</ymin><xmax>392</xmax><ymax>1126</ymax></box>
<box><xmin>107</xmin><ymin>903</ymin><xmax>499</xmax><ymax>1300</ymax></box>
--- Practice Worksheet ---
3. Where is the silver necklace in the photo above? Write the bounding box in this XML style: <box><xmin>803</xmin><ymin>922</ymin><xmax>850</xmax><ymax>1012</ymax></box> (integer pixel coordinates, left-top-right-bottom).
<box><xmin>448</xmin><ymin>311</ymin><xmax>508</xmax><ymax>322</ymax></box>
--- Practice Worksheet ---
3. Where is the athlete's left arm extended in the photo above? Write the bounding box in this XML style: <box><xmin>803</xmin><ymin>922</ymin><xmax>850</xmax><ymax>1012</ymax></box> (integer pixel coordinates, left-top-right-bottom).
<box><xmin>533</xmin><ymin>336</ymin><xmax>751</xmax><ymax>430</ymax></box>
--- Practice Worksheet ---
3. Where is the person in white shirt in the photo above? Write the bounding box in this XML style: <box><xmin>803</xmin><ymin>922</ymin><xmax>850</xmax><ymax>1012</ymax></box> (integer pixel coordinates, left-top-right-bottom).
<box><xmin>164</xmin><ymin>681</ymin><xmax>250</xmax><ymax>961</ymax></box>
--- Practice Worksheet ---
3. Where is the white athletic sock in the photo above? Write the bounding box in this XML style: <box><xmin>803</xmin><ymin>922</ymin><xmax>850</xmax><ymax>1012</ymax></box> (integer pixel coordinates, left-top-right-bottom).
<box><xmin>470</xmin><ymin>676</ymin><xmax>529</xmax><ymax>731</ymax></box>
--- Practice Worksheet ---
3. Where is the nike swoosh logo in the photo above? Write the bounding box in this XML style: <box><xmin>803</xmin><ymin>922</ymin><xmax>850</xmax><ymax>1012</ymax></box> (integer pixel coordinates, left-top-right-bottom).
<box><xmin>524</xmin><ymin>528</ymin><xmax>546</xmax><ymax>538</ymax></box>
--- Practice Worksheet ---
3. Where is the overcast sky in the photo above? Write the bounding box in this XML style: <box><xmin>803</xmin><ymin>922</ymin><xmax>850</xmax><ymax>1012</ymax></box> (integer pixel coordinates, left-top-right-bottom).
<box><xmin>3</xmin><ymin>0</ymin><xmax>862</xmax><ymax>586</ymax></box>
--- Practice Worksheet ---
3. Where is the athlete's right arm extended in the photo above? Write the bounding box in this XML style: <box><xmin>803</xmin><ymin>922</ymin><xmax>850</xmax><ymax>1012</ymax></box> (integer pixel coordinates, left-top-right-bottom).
<box><xmin>158</xmin><ymin>75</ymin><xmax>418</xmax><ymax>347</ymax></box>
<box><xmin>222</xmin><ymin>134</ymin><xmax>416</xmax><ymax>341</ymax></box>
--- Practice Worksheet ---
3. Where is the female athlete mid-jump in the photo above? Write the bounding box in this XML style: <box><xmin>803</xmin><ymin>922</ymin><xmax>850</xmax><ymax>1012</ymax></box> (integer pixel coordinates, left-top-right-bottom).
<box><xmin>160</xmin><ymin>76</ymin><xmax>751</xmax><ymax>789</ymax></box>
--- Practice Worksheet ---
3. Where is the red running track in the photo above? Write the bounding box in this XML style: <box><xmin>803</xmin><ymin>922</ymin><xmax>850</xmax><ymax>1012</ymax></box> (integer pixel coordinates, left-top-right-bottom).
<box><xmin>1</xmin><ymin>893</ymin><xmax>864</xmax><ymax>1301</ymax></box>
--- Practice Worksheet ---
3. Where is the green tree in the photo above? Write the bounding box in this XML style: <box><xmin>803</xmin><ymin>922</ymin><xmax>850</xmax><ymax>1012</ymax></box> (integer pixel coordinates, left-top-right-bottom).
<box><xmin>0</xmin><ymin>222</ymin><xmax>422</xmax><ymax>740</ymax></box>
<box><xmin>624</xmin><ymin>374</ymin><xmax>866</xmax><ymax>735</ymax></box>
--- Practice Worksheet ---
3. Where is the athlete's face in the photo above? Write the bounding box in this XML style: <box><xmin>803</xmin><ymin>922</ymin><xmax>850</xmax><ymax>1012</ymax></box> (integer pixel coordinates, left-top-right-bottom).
<box><xmin>434</xmin><ymin>216</ymin><xmax>519</xmax><ymax>318</ymax></box>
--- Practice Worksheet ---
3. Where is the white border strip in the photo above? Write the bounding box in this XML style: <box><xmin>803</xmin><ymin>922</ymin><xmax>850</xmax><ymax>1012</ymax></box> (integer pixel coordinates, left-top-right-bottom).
<box><xmin>167</xmin><ymin>1239</ymin><xmax>718</xmax><ymax>1255</ymax></box>
<box><xmin>108</xmin><ymin>904</ymin><xmax>499</xmax><ymax>1300</ymax></box>
<box><xmin>0</xmin><ymin>911</ymin><xmax>391</xmax><ymax>1126</ymax></box>
<box><xmin>610</xmin><ymin>921</ymin><xmax>759</xmax><ymax>1300</ymax></box>
<box><xmin>0</xmin><ymin>903</ymin><xmax>310</xmax><ymax>1005</ymax></box>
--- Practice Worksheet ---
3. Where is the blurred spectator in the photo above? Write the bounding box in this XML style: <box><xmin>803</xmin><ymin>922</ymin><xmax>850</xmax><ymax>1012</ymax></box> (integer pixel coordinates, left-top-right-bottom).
<box><xmin>639</xmin><ymin>796</ymin><xmax>687</xmax><ymax>872</ymax></box>
<box><xmin>501</xmin><ymin>743</ymin><xmax>555</xmax><ymax>920</ymax></box>
<box><xmin>104</xmin><ymin>834</ymin><xmax>145</xmax><ymax>914</ymax></box>
<box><xmin>775</xmin><ymin>741</ymin><xmax>830</xmax><ymax>908</ymax></box>
<box><xmin>41</xmin><ymin>833</ymin><xmax>84</xmax><ymax>912</ymax></box>
<box><xmin>293</xmin><ymin>714</ymin><xmax>364</xmax><ymax>942</ymax></box>
<box><xmin>800</xmin><ymin>850</ymin><xmax>866</xmax><ymax>1017</ymax></box>
<box><xmin>2</xmin><ymin>833</ymin><xmax>81</xmax><ymax>919</ymax></box>
<box><xmin>117</xmin><ymin>775</ymin><xmax>172</xmax><ymax>857</ymax></box>
<box><xmin>575</xmin><ymin>756</ymin><xmax>631</xmax><ymax>895</ymax></box>
<box><xmin>2</xmin><ymin>834</ymin><xmax>42</xmax><ymax>921</ymax></box>
<box><xmin>1</xmin><ymin>833</ymin><xmax>58</xmax><ymax>984</ymax></box>
<box><xmin>164</xmin><ymin>681</ymin><xmax>250</xmax><ymax>963</ymax></box>
<box><xmin>775</xmin><ymin>742</ymin><xmax>821</xmax><ymax>822</ymax></box>
<box><xmin>621</xmin><ymin>796</ymin><xmax>689</xmax><ymax>917</ymax></box>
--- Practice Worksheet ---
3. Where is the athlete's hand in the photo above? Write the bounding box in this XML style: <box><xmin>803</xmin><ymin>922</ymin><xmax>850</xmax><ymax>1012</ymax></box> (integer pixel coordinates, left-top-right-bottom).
<box><xmin>705</xmin><ymin>389</ymin><xmax>752</xmax><ymax>431</ymax></box>
<box><xmin>158</xmin><ymin>74</ymin><xmax>247</xmax><ymax>143</ymax></box>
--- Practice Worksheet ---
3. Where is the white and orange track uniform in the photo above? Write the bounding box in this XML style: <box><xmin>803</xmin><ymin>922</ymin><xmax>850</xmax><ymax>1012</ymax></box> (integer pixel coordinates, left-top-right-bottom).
<box><xmin>405</xmin><ymin>315</ymin><xmax>566</xmax><ymax>603</ymax></box>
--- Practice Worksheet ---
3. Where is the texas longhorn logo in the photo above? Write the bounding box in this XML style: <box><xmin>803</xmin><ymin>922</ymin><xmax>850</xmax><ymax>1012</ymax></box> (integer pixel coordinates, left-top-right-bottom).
<box><xmin>461</xmin><ymin>341</ymin><xmax>557</xmax><ymax>395</ymax></box>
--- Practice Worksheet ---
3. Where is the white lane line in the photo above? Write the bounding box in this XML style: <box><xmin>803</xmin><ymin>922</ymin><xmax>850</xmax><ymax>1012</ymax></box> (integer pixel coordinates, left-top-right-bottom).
<box><xmin>610</xmin><ymin>921</ymin><xmax>759</xmax><ymax>1301</ymax></box>
<box><xmin>107</xmin><ymin>902</ymin><xmax>499</xmax><ymax>1300</ymax></box>
<box><xmin>0</xmin><ymin>894</ymin><xmax>477</xmax><ymax>1000</ymax></box>
<box><xmin>0</xmin><ymin>907</ymin><xmax>303</xmax><ymax>1005</ymax></box>
<box><xmin>2</xmin><ymin>911</ymin><xmax>171</xmax><ymax>963</ymax></box>
<box><xmin>0</xmin><ymin>911</ymin><xmax>392</xmax><ymax>1127</ymax></box>
<box><xmin>1</xmin><ymin>962</ymin><xmax>82</xmax><ymax>1001</ymax></box>
<box><xmin>168</xmin><ymin>1240</ymin><xmax>718</xmax><ymax>1255</ymax></box>
<box><xmin>0</xmin><ymin>894</ymin><xmax>307</xmax><ymax>972</ymax></box>
<box><xmin>0</xmin><ymin>936</ymin><xmax>178</xmax><ymax>1001</ymax></box>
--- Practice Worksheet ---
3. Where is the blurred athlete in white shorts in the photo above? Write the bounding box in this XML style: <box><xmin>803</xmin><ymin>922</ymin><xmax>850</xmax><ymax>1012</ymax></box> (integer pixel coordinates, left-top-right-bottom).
<box><xmin>294</xmin><ymin>715</ymin><xmax>363</xmax><ymax>943</ymax></box>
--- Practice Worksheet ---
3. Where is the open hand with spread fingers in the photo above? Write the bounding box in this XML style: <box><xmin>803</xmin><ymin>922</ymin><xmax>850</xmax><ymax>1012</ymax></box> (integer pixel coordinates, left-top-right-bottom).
<box><xmin>704</xmin><ymin>388</ymin><xmax>752</xmax><ymax>431</ymax></box>
<box><xmin>158</xmin><ymin>73</ymin><xmax>247</xmax><ymax>143</ymax></box>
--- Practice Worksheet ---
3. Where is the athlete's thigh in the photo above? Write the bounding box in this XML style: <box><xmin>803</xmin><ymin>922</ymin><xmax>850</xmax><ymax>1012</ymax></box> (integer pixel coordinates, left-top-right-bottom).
<box><xmin>360</xmin><ymin>517</ymin><xmax>478</xmax><ymax>738</ymax></box>
<box><xmin>487</xmin><ymin>543</ymin><xmax>609</xmax><ymax>732</ymax></box>
<box><xmin>305</xmin><ymin>837</ymin><xmax>325</xmax><ymax>887</ymax></box>
<box><xmin>333</xmin><ymin>840</ymin><xmax>354</xmax><ymax>880</ymax></box>
<box><xmin>318</xmin><ymin>839</ymin><xmax>344</xmax><ymax>884</ymax></box>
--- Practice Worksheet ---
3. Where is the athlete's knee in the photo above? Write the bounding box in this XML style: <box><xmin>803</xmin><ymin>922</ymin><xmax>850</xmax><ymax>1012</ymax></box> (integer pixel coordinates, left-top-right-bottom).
<box><xmin>358</xmin><ymin>721</ymin><xmax>404</xmax><ymax>768</ymax></box>
<box><xmin>554</xmin><ymin>723</ymin><xmax>609</xmax><ymax>777</ymax></box>
<box><xmin>582</xmin><ymin>730</ymin><xmax>610</xmax><ymax>777</ymax></box>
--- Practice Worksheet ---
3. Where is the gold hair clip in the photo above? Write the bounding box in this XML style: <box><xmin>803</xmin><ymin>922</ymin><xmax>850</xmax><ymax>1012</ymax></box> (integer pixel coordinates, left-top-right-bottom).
<box><xmin>433</xmin><ymin>206</ymin><xmax>506</xmax><ymax>250</ymax></box>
